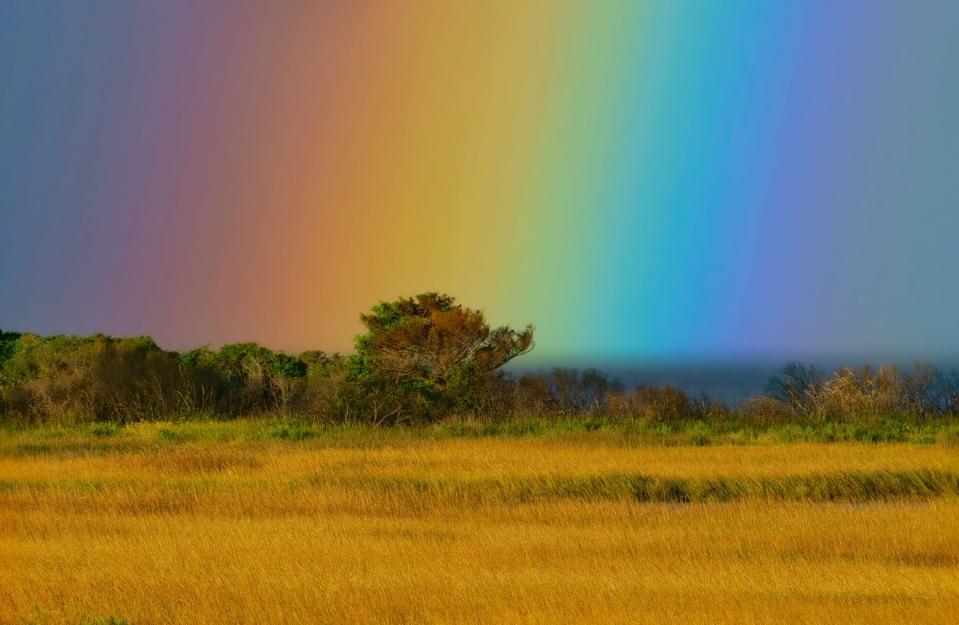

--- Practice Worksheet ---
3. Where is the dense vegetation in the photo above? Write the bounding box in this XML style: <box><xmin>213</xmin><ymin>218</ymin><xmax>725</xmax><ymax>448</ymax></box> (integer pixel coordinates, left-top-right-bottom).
<box><xmin>2</xmin><ymin>293</ymin><xmax>957</xmax><ymax>426</ymax></box>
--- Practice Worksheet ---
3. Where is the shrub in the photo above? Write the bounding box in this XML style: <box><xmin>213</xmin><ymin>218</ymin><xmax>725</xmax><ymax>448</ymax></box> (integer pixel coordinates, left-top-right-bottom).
<box><xmin>627</xmin><ymin>385</ymin><xmax>693</xmax><ymax>422</ymax></box>
<box><xmin>766</xmin><ymin>362</ymin><xmax>822</xmax><ymax>416</ymax></box>
<box><xmin>180</xmin><ymin>343</ymin><xmax>305</xmax><ymax>415</ymax></box>
<box><xmin>738</xmin><ymin>395</ymin><xmax>796</xmax><ymax>426</ymax></box>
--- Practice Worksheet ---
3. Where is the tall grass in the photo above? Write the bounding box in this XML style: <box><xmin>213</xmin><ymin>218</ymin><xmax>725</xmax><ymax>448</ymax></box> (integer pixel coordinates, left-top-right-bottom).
<box><xmin>1</xmin><ymin>430</ymin><xmax>958</xmax><ymax>624</ymax></box>
<box><xmin>2</xmin><ymin>415</ymin><xmax>957</xmax><ymax>459</ymax></box>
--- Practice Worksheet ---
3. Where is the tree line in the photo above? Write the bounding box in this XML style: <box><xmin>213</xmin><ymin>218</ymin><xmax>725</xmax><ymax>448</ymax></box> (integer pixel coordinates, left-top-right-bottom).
<box><xmin>1</xmin><ymin>293</ymin><xmax>957</xmax><ymax>425</ymax></box>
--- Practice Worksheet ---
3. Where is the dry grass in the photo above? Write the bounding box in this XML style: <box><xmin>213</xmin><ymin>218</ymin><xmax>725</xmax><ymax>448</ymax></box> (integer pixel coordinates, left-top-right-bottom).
<box><xmin>1</xmin><ymin>426</ymin><xmax>958</xmax><ymax>624</ymax></box>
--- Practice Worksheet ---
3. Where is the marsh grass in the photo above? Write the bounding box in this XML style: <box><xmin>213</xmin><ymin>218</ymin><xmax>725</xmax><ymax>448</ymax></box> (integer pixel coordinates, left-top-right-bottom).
<box><xmin>321</xmin><ymin>469</ymin><xmax>959</xmax><ymax>505</ymax></box>
<box><xmin>1</xmin><ymin>423</ymin><xmax>958</xmax><ymax>624</ymax></box>
<box><xmin>2</xmin><ymin>415</ymin><xmax>957</xmax><ymax>458</ymax></box>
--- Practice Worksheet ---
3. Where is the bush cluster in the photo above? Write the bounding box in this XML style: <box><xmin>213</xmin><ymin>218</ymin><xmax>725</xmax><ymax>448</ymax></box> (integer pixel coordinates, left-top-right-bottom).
<box><xmin>763</xmin><ymin>361</ymin><xmax>959</xmax><ymax>421</ymax></box>
<box><xmin>2</xmin><ymin>294</ymin><xmax>957</xmax><ymax>426</ymax></box>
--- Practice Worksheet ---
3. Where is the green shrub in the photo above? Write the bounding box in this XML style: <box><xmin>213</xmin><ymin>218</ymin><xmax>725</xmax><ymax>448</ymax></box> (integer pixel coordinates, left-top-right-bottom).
<box><xmin>89</xmin><ymin>423</ymin><xmax>121</xmax><ymax>437</ymax></box>
<box><xmin>266</xmin><ymin>420</ymin><xmax>316</xmax><ymax>441</ymax></box>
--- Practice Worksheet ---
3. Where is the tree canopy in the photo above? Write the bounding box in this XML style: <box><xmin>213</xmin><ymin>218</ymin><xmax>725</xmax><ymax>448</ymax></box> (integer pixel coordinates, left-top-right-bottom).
<box><xmin>350</xmin><ymin>292</ymin><xmax>534</xmax><ymax>401</ymax></box>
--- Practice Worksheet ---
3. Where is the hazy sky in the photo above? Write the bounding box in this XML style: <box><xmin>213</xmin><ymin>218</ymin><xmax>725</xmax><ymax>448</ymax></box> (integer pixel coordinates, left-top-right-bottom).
<box><xmin>2</xmin><ymin>1</ymin><xmax>958</xmax><ymax>361</ymax></box>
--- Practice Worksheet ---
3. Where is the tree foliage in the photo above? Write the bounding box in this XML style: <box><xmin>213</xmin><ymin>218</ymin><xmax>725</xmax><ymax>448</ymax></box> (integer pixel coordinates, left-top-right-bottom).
<box><xmin>350</xmin><ymin>293</ymin><xmax>534</xmax><ymax>414</ymax></box>
<box><xmin>3</xmin><ymin>297</ymin><xmax>959</xmax><ymax>427</ymax></box>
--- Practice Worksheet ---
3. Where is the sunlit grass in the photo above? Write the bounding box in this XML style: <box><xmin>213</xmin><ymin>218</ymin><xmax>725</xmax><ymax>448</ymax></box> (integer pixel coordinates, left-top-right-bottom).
<box><xmin>1</xmin><ymin>423</ymin><xmax>957</xmax><ymax>624</ymax></box>
<box><xmin>2</xmin><ymin>415</ymin><xmax>958</xmax><ymax>457</ymax></box>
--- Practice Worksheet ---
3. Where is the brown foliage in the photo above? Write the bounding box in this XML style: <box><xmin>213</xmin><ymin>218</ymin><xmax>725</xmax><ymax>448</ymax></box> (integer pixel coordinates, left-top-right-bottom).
<box><xmin>354</xmin><ymin>293</ymin><xmax>533</xmax><ymax>418</ymax></box>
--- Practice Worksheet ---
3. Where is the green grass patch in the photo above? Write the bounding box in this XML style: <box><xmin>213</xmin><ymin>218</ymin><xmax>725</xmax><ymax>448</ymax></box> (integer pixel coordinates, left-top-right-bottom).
<box><xmin>88</xmin><ymin>422</ymin><xmax>123</xmax><ymax>437</ymax></box>
<box><xmin>316</xmin><ymin>469</ymin><xmax>959</xmax><ymax>505</ymax></box>
<box><xmin>1</xmin><ymin>415</ymin><xmax>958</xmax><ymax>457</ymax></box>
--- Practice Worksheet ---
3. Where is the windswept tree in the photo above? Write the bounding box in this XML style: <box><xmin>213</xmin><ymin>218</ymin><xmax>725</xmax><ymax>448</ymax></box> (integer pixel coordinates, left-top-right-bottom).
<box><xmin>351</xmin><ymin>293</ymin><xmax>533</xmax><ymax>418</ymax></box>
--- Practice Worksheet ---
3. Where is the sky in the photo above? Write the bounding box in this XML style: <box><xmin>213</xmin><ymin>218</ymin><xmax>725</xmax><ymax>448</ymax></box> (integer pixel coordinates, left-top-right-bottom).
<box><xmin>1</xmin><ymin>1</ymin><xmax>958</xmax><ymax>363</ymax></box>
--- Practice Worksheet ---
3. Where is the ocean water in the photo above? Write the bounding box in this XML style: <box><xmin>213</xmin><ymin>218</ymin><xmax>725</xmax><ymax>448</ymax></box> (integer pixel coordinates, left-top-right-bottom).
<box><xmin>510</xmin><ymin>358</ymin><xmax>959</xmax><ymax>406</ymax></box>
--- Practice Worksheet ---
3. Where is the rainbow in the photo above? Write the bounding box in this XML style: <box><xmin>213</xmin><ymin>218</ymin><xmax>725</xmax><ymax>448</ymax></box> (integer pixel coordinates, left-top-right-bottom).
<box><xmin>1</xmin><ymin>1</ymin><xmax>957</xmax><ymax>362</ymax></box>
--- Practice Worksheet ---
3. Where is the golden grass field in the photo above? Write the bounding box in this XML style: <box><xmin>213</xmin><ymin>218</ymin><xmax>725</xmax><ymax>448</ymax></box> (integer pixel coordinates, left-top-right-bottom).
<box><xmin>1</xmin><ymin>423</ymin><xmax>958</xmax><ymax>624</ymax></box>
